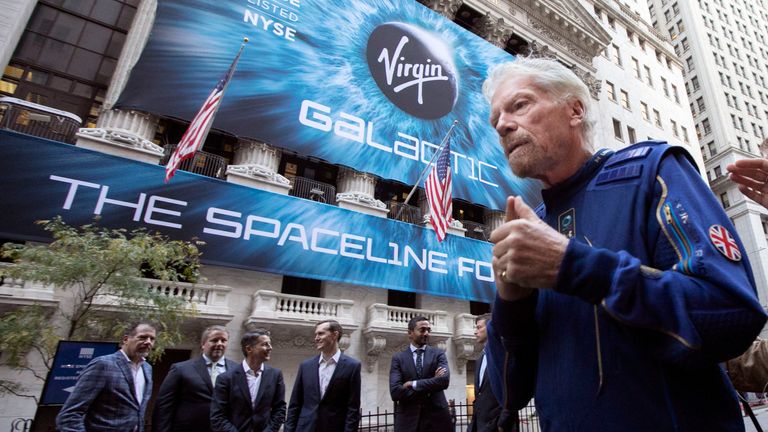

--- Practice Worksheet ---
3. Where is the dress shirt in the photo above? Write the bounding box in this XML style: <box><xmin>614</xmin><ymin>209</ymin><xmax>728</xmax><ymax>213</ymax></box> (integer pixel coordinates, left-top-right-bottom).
<box><xmin>243</xmin><ymin>360</ymin><xmax>264</xmax><ymax>404</ymax></box>
<box><xmin>204</xmin><ymin>354</ymin><xmax>226</xmax><ymax>384</ymax></box>
<box><xmin>318</xmin><ymin>350</ymin><xmax>341</xmax><ymax>398</ymax></box>
<box><xmin>120</xmin><ymin>349</ymin><xmax>146</xmax><ymax>404</ymax></box>
<box><xmin>409</xmin><ymin>344</ymin><xmax>426</xmax><ymax>390</ymax></box>
<box><xmin>479</xmin><ymin>350</ymin><xmax>487</xmax><ymax>386</ymax></box>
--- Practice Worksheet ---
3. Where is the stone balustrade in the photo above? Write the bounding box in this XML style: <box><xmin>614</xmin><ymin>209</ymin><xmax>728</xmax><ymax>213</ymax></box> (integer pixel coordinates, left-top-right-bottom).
<box><xmin>0</xmin><ymin>262</ymin><xmax>58</xmax><ymax>313</ymax></box>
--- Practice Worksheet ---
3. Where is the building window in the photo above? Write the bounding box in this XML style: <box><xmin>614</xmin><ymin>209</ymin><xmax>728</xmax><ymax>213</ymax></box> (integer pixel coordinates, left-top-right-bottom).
<box><xmin>681</xmin><ymin>126</ymin><xmax>689</xmax><ymax>143</ymax></box>
<box><xmin>628</xmin><ymin>126</ymin><xmax>637</xmax><ymax>143</ymax></box>
<box><xmin>653</xmin><ymin>109</ymin><xmax>662</xmax><ymax>127</ymax></box>
<box><xmin>632</xmin><ymin>57</ymin><xmax>641</xmax><ymax>78</ymax></box>
<box><xmin>282</xmin><ymin>276</ymin><xmax>322</xmax><ymax>298</ymax></box>
<box><xmin>720</xmin><ymin>192</ymin><xmax>730</xmax><ymax>208</ymax></box>
<box><xmin>620</xmin><ymin>90</ymin><xmax>631</xmax><ymax>110</ymax></box>
<box><xmin>671</xmin><ymin>120</ymin><xmax>679</xmax><ymax>137</ymax></box>
<box><xmin>3</xmin><ymin>1</ymin><xmax>137</xmax><ymax>126</ymax></box>
<box><xmin>661</xmin><ymin>77</ymin><xmax>669</xmax><ymax>96</ymax></box>
<box><xmin>606</xmin><ymin>81</ymin><xmax>616</xmax><ymax>101</ymax></box>
<box><xmin>672</xmin><ymin>84</ymin><xmax>680</xmax><ymax>103</ymax></box>
<box><xmin>644</xmin><ymin>66</ymin><xmax>653</xmax><ymax>87</ymax></box>
<box><xmin>613</xmin><ymin>118</ymin><xmax>624</xmax><ymax>141</ymax></box>
<box><xmin>641</xmin><ymin>102</ymin><xmax>650</xmax><ymax>121</ymax></box>
<box><xmin>388</xmin><ymin>289</ymin><xmax>417</xmax><ymax>309</ymax></box>
<box><xmin>612</xmin><ymin>44</ymin><xmax>622</xmax><ymax>66</ymax></box>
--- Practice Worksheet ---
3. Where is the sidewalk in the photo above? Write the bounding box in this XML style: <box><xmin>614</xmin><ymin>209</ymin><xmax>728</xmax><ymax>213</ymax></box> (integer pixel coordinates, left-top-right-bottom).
<box><xmin>745</xmin><ymin>404</ymin><xmax>768</xmax><ymax>432</ymax></box>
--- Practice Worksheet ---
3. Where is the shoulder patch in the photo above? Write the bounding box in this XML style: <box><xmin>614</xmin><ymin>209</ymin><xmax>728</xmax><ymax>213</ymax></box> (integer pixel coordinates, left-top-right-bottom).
<box><xmin>708</xmin><ymin>225</ymin><xmax>742</xmax><ymax>262</ymax></box>
<box><xmin>595</xmin><ymin>164</ymin><xmax>643</xmax><ymax>185</ymax></box>
<box><xmin>604</xmin><ymin>146</ymin><xmax>652</xmax><ymax>168</ymax></box>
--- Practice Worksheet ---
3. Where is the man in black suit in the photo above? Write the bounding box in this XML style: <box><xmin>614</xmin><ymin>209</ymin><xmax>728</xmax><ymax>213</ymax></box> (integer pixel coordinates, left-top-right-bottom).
<box><xmin>285</xmin><ymin>320</ymin><xmax>361</xmax><ymax>432</ymax></box>
<box><xmin>389</xmin><ymin>315</ymin><xmax>452</xmax><ymax>432</ymax></box>
<box><xmin>468</xmin><ymin>314</ymin><xmax>518</xmax><ymax>432</ymax></box>
<box><xmin>153</xmin><ymin>325</ymin><xmax>238</xmax><ymax>432</ymax></box>
<box><xmin>210</xmin><ymin>330</ymin><xmax>286</xmax><ymax>432</ymax></box>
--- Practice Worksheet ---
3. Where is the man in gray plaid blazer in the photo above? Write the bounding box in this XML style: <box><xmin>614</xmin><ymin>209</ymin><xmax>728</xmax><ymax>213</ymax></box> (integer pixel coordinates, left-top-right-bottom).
<box><xmin>57</xmin><ymin>322</ymin><xmax>156</xmax><ymax>432</ymax></box>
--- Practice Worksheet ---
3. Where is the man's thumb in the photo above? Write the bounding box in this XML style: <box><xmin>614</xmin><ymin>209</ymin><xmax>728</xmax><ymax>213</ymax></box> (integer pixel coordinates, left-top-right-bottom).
<box><xmin>512</xmin><ymin>196</ymin><xmax>538</xmax><ymax>221</ymax></box>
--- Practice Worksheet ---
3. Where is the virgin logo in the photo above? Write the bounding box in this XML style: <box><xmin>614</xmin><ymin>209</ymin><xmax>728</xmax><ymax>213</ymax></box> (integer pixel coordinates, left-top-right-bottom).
<box><xmin>366</xmin><ymin>22</ymin><xmax>458</xmax><ymax>119</ymax></box>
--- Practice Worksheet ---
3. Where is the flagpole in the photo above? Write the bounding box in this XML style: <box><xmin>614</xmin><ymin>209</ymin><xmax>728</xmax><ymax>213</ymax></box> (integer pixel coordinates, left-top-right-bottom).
<box><xmin>395</xmin><ymin>120</ymin><xmax>459</xmax><ymax>221</ymax></box>
<box><xmin>194</xmin><ymin>37</ymin><xmax>248</xmax><ymax>152</ymax></box>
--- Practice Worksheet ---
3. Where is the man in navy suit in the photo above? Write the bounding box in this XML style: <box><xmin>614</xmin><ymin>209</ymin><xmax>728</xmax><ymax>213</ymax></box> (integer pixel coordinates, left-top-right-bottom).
<box><xmin>210</xmin><ymin>330</ymin><xmax>286</xmax><ymax>432</ymax></box>
<box><xmin>153</xmin><ymin>325</ymin><xmax>238</xmax><ymax>432</ymax></box>
<box><xmin>389</xmin><ymin>316</ymin><xmax>452</xmax><ymax>432</ymax></box>
<box><xmin>468</xmin><ymin>314</ymin><xmax>517</xmax><ymax>432</ymax></box>
<box><xmin>57</xmin><ymin>322</ymin><xmax>156</xmax><ymax>432</ymax></box>
<box><xmin>285</xmin><ymin>320</ymin><xmax>361</xmax><ymax>432</ymax></box>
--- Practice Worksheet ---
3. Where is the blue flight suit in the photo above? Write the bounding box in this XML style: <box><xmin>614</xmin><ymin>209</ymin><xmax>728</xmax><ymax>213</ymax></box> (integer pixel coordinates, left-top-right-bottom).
<box><xmin>486</xmin><ymin>142</ymin><xmax>767</xmax><ymax>431</ymax></box>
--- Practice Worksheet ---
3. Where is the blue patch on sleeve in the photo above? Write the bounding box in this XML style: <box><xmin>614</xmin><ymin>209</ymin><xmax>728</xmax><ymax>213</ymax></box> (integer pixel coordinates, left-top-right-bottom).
<box><xmin>596</xmin><ymin>164</ymin><xmax>644</xmax><ymax>185</ymax></box>
<box><xmin>604</xmin><ymin>147</ymin><xmax>652</xmax><ymax>168</ymax></box>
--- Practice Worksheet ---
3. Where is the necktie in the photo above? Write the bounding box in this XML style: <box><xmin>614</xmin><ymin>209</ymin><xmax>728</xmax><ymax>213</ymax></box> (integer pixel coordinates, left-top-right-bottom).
<box><xmin>209</xmin><ymin>362</ymin><xmax>221</xmax><ymax>385</ymax></box>
<box><xmin>415</xmin><ymin>348</ymin><xmax>424</xmax><ymax>379</ymax></box>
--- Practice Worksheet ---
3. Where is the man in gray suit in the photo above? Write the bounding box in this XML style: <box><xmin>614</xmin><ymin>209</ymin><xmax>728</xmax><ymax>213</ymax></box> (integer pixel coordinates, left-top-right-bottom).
<box><xmin>57</xmin><ymin>322</ymin><xmax>156</xmax><ymax>432</ymax></box>
<box><xmin>154</xmin><ymin>325</ymin><xmax>238</xmax><ymax>432</ymax></box>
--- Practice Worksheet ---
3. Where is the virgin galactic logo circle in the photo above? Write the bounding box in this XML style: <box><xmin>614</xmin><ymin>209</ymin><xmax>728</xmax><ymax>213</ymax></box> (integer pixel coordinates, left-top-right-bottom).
<box><xmin>366</xmin><ymin>22</ymin><xmax>459</xmax><ymax>119</ymax></box>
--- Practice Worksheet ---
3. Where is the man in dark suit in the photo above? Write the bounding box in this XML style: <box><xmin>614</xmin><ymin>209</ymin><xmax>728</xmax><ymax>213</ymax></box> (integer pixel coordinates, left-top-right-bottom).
<box><xmin>57</xmin><ymin>322</ymin><xmax>156</xmax><ymax>432</ymax></box>
<box><xmin>468</xmin><ymin>314</ymin><xmax>518</xmax><ymax>432</ymax></box>
<box><xmin>153</xmin><ymin>325</ymin><xmax>238</xmax><ymax>432</ymax></box>
<box><xmin>389</xmin><ymin>315</ymin><xmax>452</xmax><ymax>432</ymax></box>
<box><xmin>210</xmin><ymin>330</ymin><xmax>286</xmax><ymax>432</ymax></box>
<box><xmin>285</xmin><ymin>320</ymin><xmax>361</xmax><ymax>432</ymax></box>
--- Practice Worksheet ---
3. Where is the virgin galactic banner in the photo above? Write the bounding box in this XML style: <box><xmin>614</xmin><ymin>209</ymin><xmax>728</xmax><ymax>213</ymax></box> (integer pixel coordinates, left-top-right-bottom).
<box><xmin>0</xmin><ymin>130</ymin><xmax>495</xmax><ymax>302</ymax></box>
<box><xmin>116</xmin><ymin>0</ymin><xmax>540</xmax><ymax>210</ymax></box>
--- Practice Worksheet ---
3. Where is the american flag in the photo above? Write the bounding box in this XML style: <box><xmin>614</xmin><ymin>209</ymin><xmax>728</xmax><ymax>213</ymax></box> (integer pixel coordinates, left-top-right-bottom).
<box><xmin>425</xmin><ymin>140</ymin><xmax>453</xmax><ymax>242</ymax></box>
<box><xmin>165</xmin><ymin>44</ymin><xmax>245</xmax><ymax>183</ymax></box>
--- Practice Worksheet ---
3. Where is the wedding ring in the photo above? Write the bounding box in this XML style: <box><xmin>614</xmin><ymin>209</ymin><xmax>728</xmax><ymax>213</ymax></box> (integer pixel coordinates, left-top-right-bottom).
<box><xmin>500</xmin><ymin>270</ymin><xmax>507</xmax><ymax>281</ymax></box>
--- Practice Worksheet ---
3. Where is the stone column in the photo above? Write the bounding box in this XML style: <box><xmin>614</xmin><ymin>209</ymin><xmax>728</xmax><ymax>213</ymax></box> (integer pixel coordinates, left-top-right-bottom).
<box><xmin>226</xmin><ymin>138</ymin><xmax>291</xmax><ymax>194</ymax></box>
<box><xmin>477</xmin><ymin>13</ymin><xmax>512</xmax><ymax>48</ymax></box>
<box><xmin>418</xmin><ymin>0</ymin><xmax>463</xmax><ymax>20</ymax></box>
<box><xmin>336</xmin><ymin>168</ymin><xmax>388</xmax><ymax>217</ymax></box>
<box><xmin>571</xmin><ymin>67</ymin><xmax>602</xmax><ymax>100</ymax></box>
<box><xmin>418</xmin><ymin>195</ymin><xmax>465</xmax><ymax>237</ymax></box>
<box><xmin>75</xmin><ymin>0</ymin><xmax>163</xmax><ymax>163</ymax></box>
<box><xmin>0</xmin><ymin>0</ymin><xmax>37</xmax><ymax>71</ymax></box>
<box><xmin>432</xmin><ymin>0</ymin><xmax>464</xmax><ymax>20</ymax></box>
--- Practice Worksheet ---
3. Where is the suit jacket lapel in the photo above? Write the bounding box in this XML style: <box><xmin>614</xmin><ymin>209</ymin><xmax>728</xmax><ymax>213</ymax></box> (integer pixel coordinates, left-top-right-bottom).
<box><xmin>141</xmin><ymin>362</ymin><xmax>152</xmax><ymax>405</ymax></box>
<box><xmin>115</xmin><ymin>352</ymin><xmax>139</xmax><ymax>405</ymax></box>
<box><xmin>234</xmin><ymin>367</ymin><xmax>252</xmax><ymax>409</ymax></box>
<box><xmin>195</xmin><ymin>356</ymin><xmax>213</xmax><ymax>392</ymax></box>
<box><xmin>309</xmin><ymin>355</ymin><xmax>321</xmax><ymax>399</ymax></box>
<box><xmin>254</xmin><ymin>365</ymin><xmax>271</xmax><ymax>407</ymax></box>
<box><xmin>321</xmin><ymin>354</ymin><xmax>344</xmax><ymax>401</ymax></box>
<box><xmin>475</xmin><ymin>354</ymin><xmax>485</xmax><ymax>390</ymax></box>
<box><xmin>403</xmin><ymin>348</ymin><xmax>418</xmax><ymax>380</ymax></box>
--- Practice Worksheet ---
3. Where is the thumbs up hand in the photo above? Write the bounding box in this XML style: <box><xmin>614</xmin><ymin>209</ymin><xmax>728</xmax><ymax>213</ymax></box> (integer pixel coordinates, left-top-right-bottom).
<box><xmin>489</xmin><ymin>196</ymin><xmax>569</xmax><ymax>301</ymax></box>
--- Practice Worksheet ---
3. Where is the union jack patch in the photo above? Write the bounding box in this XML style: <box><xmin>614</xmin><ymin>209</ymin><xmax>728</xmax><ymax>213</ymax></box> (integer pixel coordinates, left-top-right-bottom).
<box><xmin>708</xmin><ymin>225</ymin><xmax>742</xmax><ymax>262</ymax></box>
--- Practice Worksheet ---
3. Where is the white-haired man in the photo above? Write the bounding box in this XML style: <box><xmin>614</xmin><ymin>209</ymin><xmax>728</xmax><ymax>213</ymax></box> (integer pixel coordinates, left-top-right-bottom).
<box><xmin>483</xmin><ymin>56</ymin><xmax>765</xmax><ymax>431</ymax></box>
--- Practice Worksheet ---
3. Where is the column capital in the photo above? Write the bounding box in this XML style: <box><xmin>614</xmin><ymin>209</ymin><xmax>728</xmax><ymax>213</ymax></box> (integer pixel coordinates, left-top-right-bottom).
<box><xmin>477</xmin><ymin>14</ymin><xmax>512</xmax><ymax>49</ymax></box>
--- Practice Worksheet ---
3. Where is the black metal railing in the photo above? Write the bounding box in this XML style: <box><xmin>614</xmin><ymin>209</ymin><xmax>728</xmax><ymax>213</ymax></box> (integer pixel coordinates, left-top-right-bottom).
<box><xmin>461</xmin><ymin>220</ymin><xmax>489</xmax><ymax>241</ymax></box>
<box><xmin>161</xmin><ymin>145</ymin><xmax>228</xmax><ymax>179</ymax></box>
<box><xmin>388</xmin><ymin>201</ymin><xmax>422</xmax><ymax>224</ymax></box>
<box><xmin>0</xmin><ymin>96</ymin><xmax>81</xmax><ymax>144</ymax></box>
<box><xmin>289</xmin><ymin>176</ymin><xmax>337</xmax><ymax>205</ymax></box>
<box><xmin>358</xmin><ymin>400</ymin><xmax>539</xmax><ymax>431</ymax></box>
